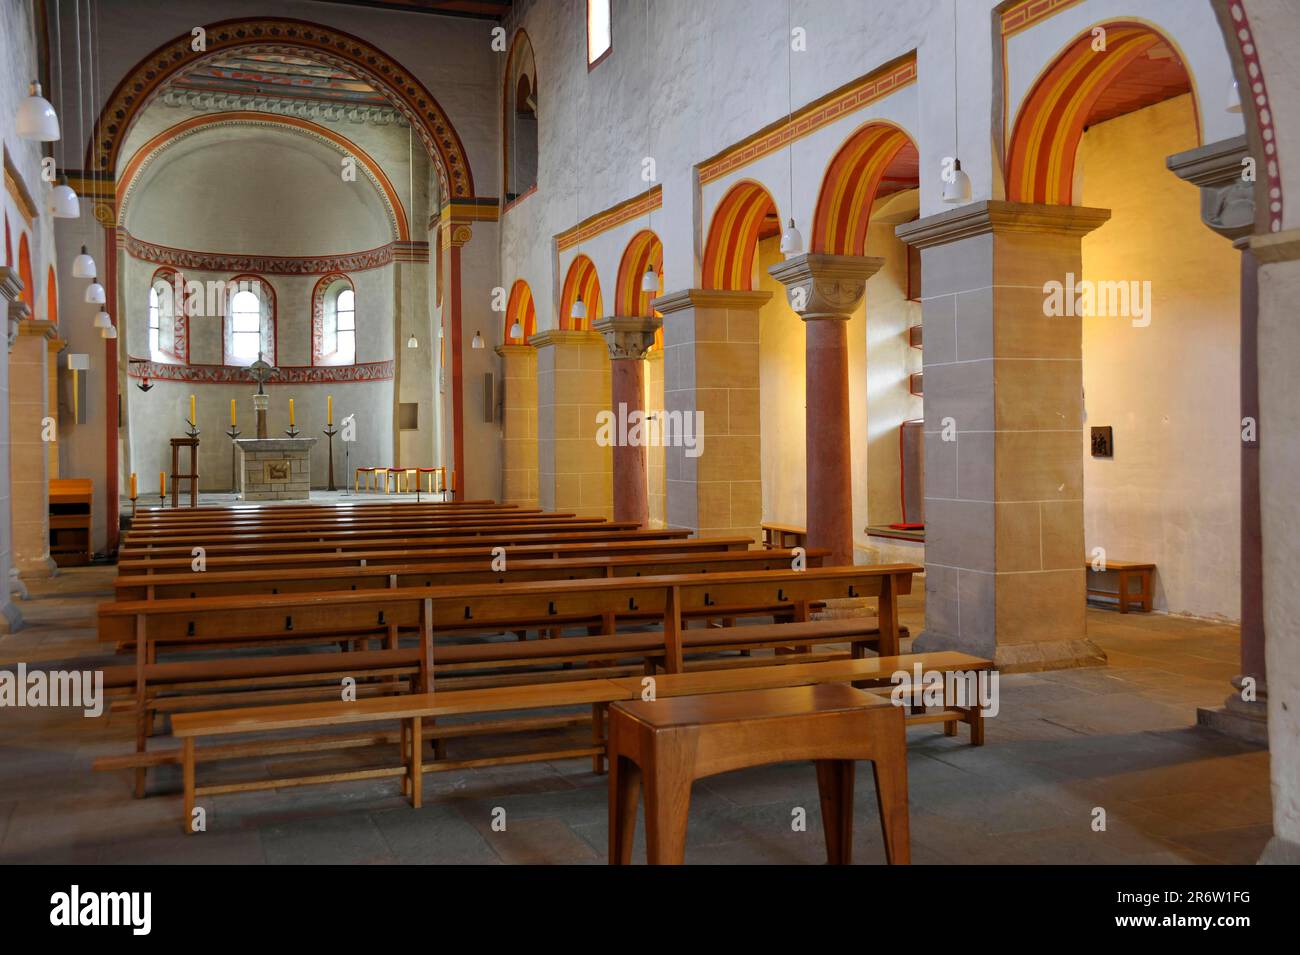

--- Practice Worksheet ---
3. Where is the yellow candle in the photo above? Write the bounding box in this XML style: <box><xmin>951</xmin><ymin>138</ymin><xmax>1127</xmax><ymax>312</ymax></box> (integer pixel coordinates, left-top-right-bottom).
<box><xmin>289</xmin><ymin>398</ymin><xmax>296</xmax><ymax>426</ymax></box>
<box><xmin>327</xmin><ymin>394</ymin><xmax>333</xmax><ymax>425</ymax></box>
<box><xmin>230</xmin><ymin>398</ymin><xmax>237</xmax><ymax>427</ymax></box>
<box><xmin>130</xmin><ymin>473</ymin><xmax>137</xmax><ymax>499</ymax></box>
<box><xmin>189</xmin><ymin>394</ymin><xmax>196</xmax><ymax>424</ymax></box>
<box><xmin>159</xmin><ymin>471</ymin><xmax>166</xmax><ymax>496</ymax></box>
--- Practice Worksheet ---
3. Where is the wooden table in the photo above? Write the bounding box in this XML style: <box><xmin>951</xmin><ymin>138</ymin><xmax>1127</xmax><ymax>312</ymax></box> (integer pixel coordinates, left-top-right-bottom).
<box><xmin>169</xmin><ymin>438</ymin><xmax>199</xmax><ymax>508</ymax></box>
<box><xmin>1084</xmin><ymin>558</ymin><xmax>1154</xmax><ymax>613</ymax></box>
<box><xmin>607</xmin><ymin>684</ymin><xmax>909</xmax><ymax>865</ymax></box>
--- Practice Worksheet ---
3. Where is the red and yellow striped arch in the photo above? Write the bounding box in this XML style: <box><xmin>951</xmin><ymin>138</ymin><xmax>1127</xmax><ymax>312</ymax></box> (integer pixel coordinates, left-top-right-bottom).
<box><xmin>812</xmin><ymin>123</ymin><xmax>913</xmax><ymax>255</ymax></box>
<box><xmin>615</xmin><ymin>230</ymin><xmax>663</xmax><ymax>318</ymax></box>
<box><xmin>504</xmin><ymin>279</ymin><xmax>536</xmax><ymax>344</ymax></box>
<box><xmin>1007</xmin><ymin>23</ymin><xmax>1173</xmax><ymax>205</ymax></box>
<box><xmin>701</xmin><ymin>181</ymin><xmax>777</xmax><ymax>290</ymax></box>
<box><xmin>558</xmin><ymin>255</ymin><xmax>603</xmax><ymax>331</ymax></box>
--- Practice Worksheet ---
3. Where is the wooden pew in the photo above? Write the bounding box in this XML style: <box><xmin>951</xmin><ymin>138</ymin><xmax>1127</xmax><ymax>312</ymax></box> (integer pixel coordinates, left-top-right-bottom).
<box><xmin>165</xmin><ymin>651</ymin><xmax>989</xmax><ymax>831</ymax></box>
<box><xmin>129</xmin><ymin>500</ymin><xmax>499</xmax><ymax>522</ymax></box>
<box><xmin>115</xmin><ymin>534</ymin><xmax>752</xmax><ymax>577</ymax></box>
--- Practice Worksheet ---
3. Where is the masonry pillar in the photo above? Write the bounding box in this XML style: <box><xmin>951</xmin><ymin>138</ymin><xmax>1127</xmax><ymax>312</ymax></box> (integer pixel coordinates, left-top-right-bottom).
<box><xmin>529</xmin><ymin>329</ymin><xmax>611</xmax><ymax>518</ymax></box>
<box><xmin>1168</xmin><ymin>135</ymin><xmax>1268</xmax><ymax>744</ymax></box>
<box><xmin>645</xmin><ymin>347</ymin><xmax>666</xmax><ymax>526</ymax></box>
<box><xmin>0</xmin><ymin>267</ymin><xmax>26</xmax><ymax>631</ymax></box>
<box><xmin>653</xmin><ymin>289</ymin><xmax>769</xmax><ymax>543</ymax></box>
<box><xmin>495</xmin><ymin>343</ymin><xmax>539</xmax><ymax>507</ymax></box>
<box><xmin>594</xmin><ymin>316</ymin><xmax>661</xmax><ymax>526</ymax></box>
<box><xmin>9</xmin><ymin>319</ymin><xmax>58</xmax><ymax>579</ymax></box>
<box><xmin>768</xmin><ymin>254</ymin><xmax>883</xmax><ymax>565</ymax></box>
<box><xmin>897</xmin><ymin>201</ymin><xmax>1110</xmax><ymax>672</ymax></box>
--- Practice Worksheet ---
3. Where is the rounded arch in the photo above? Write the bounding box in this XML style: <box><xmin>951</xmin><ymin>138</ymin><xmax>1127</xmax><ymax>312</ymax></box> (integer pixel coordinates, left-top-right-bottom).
<box><xmin>559</xmin><ymin>255</ymin><xmax>603</xmax><ymax>330</ymax></box>
<box><xmin>150</xmin><ymin>266</ymin><xmax>188</xmax><ymax>362</ymax></box>
<box><xmin>504</xmin><ymin>279</ymin><xmax>536</xmax><ymax>344</ymax></box>
<box><xmin>223</xmin><ymin>273</ymin><xmax>277</xmax><ymax>366</ymax></box>
<box><xmin>615</xmin><ymin>230</ymin><xmax>663</xmax><ymax>317</ymax></box>
<box><xmin>45</xmin><ymin>266</ymin><xmax>58</xmax><ymax>326</ymax></box>
<box><xmin>89</xmin><ymin>18</ymin><xmax>474</xmax><ymax>200</ymax></box>
<box><xmin>17</xmin><ymin>233</ymin><xmax>34</xmax><ymax>310</ymax></box>
<box><xmin>1006</xmin><ymin>21</ymin><xmax>1197</xmax><ymax>205</ymax></box>
<box><xmin>116</xmin><ymin>112</ymin><xmax>410</xmax><ymax>241</ymax></box>
<box><xmin>312</xmin><ymin>272</ymin><xmax>355</xmax><ymax>365</ymax></box>
<box><xmin>503</xmin><ymin>29</ymin><xmax>538</xmax><ymax>203</ymax></box>
<box><xmin>812</xmin><ymin>121</ymin><xmax>917</xmax><ymax>255</ymax></box>
<box><xmin>701</xmin><ymin>181</ymin><xmax>778</xmax><ymax>290</ymax></box>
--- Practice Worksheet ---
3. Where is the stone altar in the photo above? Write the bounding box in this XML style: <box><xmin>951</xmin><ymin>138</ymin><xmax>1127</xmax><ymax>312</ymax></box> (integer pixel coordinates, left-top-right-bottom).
<box><xmin>235</xmin><ymin>438</ymin><xmax>318</xmax><ymax>501</ymax></box>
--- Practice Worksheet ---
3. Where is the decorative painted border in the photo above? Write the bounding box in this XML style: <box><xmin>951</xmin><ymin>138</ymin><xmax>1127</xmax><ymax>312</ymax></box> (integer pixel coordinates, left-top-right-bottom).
<box><xmin>1226</xmin><ymin>0</ymin><xmax>1283</xmax><ymax>233</ymax></box>
<box><xmin>697</xmin><ymin>55</ymin><xmax>916</xmax><ymax>187</ymax></box>
<box><xmin>122</xmin><ymin>232</ymin><xmax>428</xmax><ymax>273</ymax></box>
<box><xmin>1001</xmin><ymin>0</ymin><xmax>1085</xmax><ymax>38</ymax></box>
<box><xmin>89</xmin><ymin>19</ymin><xmax>474</xmax><ymax>199</ymax></box>
<box><xmin>127</xmin><ymin>358</ymin><xmax>395</xmax><ymax>384</ymax></box>
<box><xmin>557</xmin><ymin>186</ymin><xmax>662</xmax><ymax>253</ymax></box>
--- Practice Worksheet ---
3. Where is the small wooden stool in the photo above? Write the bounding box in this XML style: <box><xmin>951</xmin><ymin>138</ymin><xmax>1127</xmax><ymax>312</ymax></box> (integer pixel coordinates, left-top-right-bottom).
<box><xmin>384</xmin><ymin>467</ymin><xmax>408</xmax><ymax>494</ymax></box>
<box><xmin>169</xmin><ymin>437</ymin><xmax>199</xmax><ymax>508</ymax></box>
<box><xmin>417</xmin><ymin>466</ymin><xmax>445</xmax><ymax>495</ymax></box>
<box><xmin>354</xmin><ymin>466</ymin><xmax>378</xmax><ymax>493</ymax></box>
<box><xmin>607</xmin><ymin>684</ymin><xmax>909</xmax><ymax>865</ymax></box>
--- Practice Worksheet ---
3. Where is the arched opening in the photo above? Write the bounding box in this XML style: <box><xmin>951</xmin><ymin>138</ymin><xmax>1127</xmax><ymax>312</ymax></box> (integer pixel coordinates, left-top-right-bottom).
<box><xmin>148</xmin><ymin>266</ymin><xmax>186</xmax><ymax>364</ymax></box>
<box><xmin>615</xmin><ymin>230</ymin><xmax>662</xmax><ymax>320</ymax></box>
<box><xmin>504</xmin><ymin>279</ymin><xmax>537</xmax><ymax>344</ymax></box>
<box><xmin>312</xmin><ymin>273</ymin><xmax>358</xmax><ymax>366</ymax></box>
<box><xmin>17</xmin><ymin>233</ymin><xmax>34</xmax><ymax>310</ymax></box>
<box><xmin>701</xmin><ymin>181</ymin><xmax>779</xmax><ymax>291</ymax></box>
<box><xmin>503</xmin><ymin>30</ymin><xmax>539</xmax><ymax>204</ymax></box>
<box><xmin>46</xmin><ymin>267</ymin><xmax>58</xmax><ymax>327</ymax></box>
<box><xmin>222</xmin><ymin>276</ymin><xmax>276</xmax><ymax>367</ymax></box>
<box><xmin>559</xmin><ymin>256</ymin><xmax>602</xmax><ymax>331</ymax></box>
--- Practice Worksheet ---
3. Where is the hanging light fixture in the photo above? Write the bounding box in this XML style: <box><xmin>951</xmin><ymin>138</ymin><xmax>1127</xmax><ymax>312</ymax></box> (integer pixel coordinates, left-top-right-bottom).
<box><xmin>85</xmin><ymin>276</ymin><xmax>105</xmax><ymax>303</ymax></box>
<box><xmin>72</xmin><ymin>245</ymin><xmax>96</xmax><ymax>277</ymax></box>
<box><xmin>16</xmin><ymin>82</ymin><xmax>60</xmax><ymax>141</ymax></box>
<box><xmin>101</xmin><ymin>323</ymin><xmax>117</xmax><ymax>340</ymax></box>
<box><xmin>406</xmin><ymin>333</ymin><xmax>418</xmax><ymax>349</ymax></box>
<box><xmin>942</xmin><ymin>0</ymin><xmax>972</xmax><ymax>205</ymax></box>
<box><xmin>93</xmin><ymin>309</ymin><xmax>111</xmax><ymax>329</ymax></box>
<box><xmin>509</xmin><ymin>319</ymin><xmax>523</xmax><ymax>340</ymax></box>
<box><xmin>942</xmin><ymin>158</ymin><xmax>972</xmax><ymax>204</ymax></box>
<box><xmin>779</xmin><ymin>218</ymin><xmax>803</xmax><ymax>255</ymax></box>
<box><xmin>570</xmin><ymin>294</ymin><xmax>587</xmax><ymax>322</ymax></box>
<box><xmin>1227</xmin><ymin>78</ymin><xmax>1243</xmax><ymax>114</ymax></box>
<box><xmin>49</xmin><ymin>177</ymin><xmax>79</xmax><ymax>218</ymax></box>
<box><xmin>640</xmin><ymin>265</ymin><xmax>658</xmax><ymax>293</ymax></box>
<box><xmin>471</xmin><ymin>330</ymin><xmax>485</xmax><ymax>349</ymax></box>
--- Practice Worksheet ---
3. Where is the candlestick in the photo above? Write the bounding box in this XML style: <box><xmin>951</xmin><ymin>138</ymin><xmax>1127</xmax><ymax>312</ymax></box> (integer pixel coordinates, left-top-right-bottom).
<box><xmin>289</xmin><ymin>398</ymin><xmax>296</xmax><ymax>427</ymax></box>
<box><xmin>129</xmin><ymin>472</ymin><xmax>137</xmax><ymax>499</ymax></box>
<box><xmin>323</xmin><ymin>424</ymin><xmax>339</xmax><ymax>492</ymax></box>
<box><xmin>327</xmin><ymin>394</ymin><xmax>333</xmax><ymax>426</ymax></box>
<box><xmin>230</xmin><ymin>398</ymin><xmax>237</xmax><ymax>428</ymax></box>
<box><xmin>189</xmin><ymin>394</ymin><xmax>196</xmax><ymax>426</ymax></box>
<box><xmin>159</xmin><ymin>470</ymin><xmax>166</xmax><ymax>498</ymax></box>
<box><xmin>226</xmin><ymin>426</ymin><xmax>242</xmax><ymax>498</ymax></box>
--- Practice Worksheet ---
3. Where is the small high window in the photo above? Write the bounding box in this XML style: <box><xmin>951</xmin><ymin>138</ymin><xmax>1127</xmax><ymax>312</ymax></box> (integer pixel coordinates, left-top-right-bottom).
<box><xmin>335</xmin><ymin>288</ymin><xmax>356</xmax><ymax>365</ymax></box>
<box><xmin>587</xmin><ymin>0</ymin><xmax>612</xmax><ymax>67</ymax></box>
<box><xmin>230</xmin><ymin>290</ymin><xmax>261</xmax><ymax>364</ymax></box>
<box><xmin>147</xmin><ymin>286</ymin><xmax>161</xmax><ymax>359</ymax></box>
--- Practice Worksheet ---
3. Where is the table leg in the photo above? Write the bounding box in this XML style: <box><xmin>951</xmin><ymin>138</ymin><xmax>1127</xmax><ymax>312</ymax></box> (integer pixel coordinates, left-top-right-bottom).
<box><xmin>815</xmin><ymin>759</ymin><xmax>855</xmax><ymax>865</ymax></box>
<box><xmin>1118</xmin><ymin>571</ymin><xmax>1130</xmax><ymax>613</ymax></box>
<box><xmin>608</xmin><ymin>753</ymin><xmax>641</xmax><ymax>865</ymax></box>
<box><xmin>643</xmin><ymin>752</ymin><xmax>692</xmax><ymax>865</ymax></box>
<box><xmin>1141</xmin><ymin>570</ymin><xmax>1153</xmax><ymax>612</ymax></box>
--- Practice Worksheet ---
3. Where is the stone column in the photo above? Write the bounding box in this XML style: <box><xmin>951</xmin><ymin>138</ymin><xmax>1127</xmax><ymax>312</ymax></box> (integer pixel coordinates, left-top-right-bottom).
<box><xmin>9</xmin><ymin>319</ymin><xmax>57</xmax><ymax>579</ymax></box>
<box><xmin>594</xmin><ymin>316</ymin><xmax>661</xmax><ymax>526</ymax></box>
<box><xmin>530</xmin><ymin>329</ymin><xmax>611</xmax><ymax>518</ymax></box>
<box><xmin>653</xmin><ymin>289</ymin><xmax>769</xmax><ymax>543</ymax></box>
<box><xmin>768</xmin><ymin>254</ymin><xmax>883</xmax><ymax>565</ymax></box>
<box><xmin>1168</xmin><ymin>135</ymin><xmax>1267</xmax><ymax>743</ymax></box>
<box><xmin>897</xmin><ymin>201</ymin><xmax>1110</xmax><ymax>672</ymax></box>
<box><xmin>645</xmin><ymin>347</ymin><xmax>666</xmax><ymax>526</ymax></box>
<box><xmin>0</xmin><ymin>268</ymin><xmax>26</xmax><ymax>631</ymax></box>
<box><xmin>495</xmin><ymin>343</ymin><xmax>538</xmax><ymax>506</ymax></box>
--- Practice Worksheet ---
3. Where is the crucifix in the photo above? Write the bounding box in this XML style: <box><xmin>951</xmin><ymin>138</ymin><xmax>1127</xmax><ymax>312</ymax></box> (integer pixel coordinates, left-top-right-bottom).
<box><xmin>248</xmin><ymin>352</ymin><xmax>278</xmax><ymax>439</ymax></box>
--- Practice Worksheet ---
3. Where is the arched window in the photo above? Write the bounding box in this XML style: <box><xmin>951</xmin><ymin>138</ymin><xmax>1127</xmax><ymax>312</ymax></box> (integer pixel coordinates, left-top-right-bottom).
<box><xmin>587</xmin><ymin>0</ymin><xmax>612</xmax><ymax>67</ymax></box>
<box><xmin>504</xmin><ymin>31</ymin><xmax>538</xmax><ymax>204</ymax></box>
<box><xmin>149</xmin><ymin>268</ymin><xmax>187</xmax><ymax>363</ymax></box>
<box><xmin>312</xmin><ymin>274</ymin><xmax>357</xmax><ymax>366</ymax></box>
<box><xmin>148</xmin><ymin>286</ymin><xmax>161</xmax><ymax>358</ymax></box>
<box><xmin>223</xmin><ymin>277</ymin><xmax>275</xmax><ymax>366</ymax></box>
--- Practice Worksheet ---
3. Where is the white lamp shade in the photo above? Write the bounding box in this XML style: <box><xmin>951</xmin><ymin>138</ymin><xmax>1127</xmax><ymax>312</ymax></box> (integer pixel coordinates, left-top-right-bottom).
<box><xmin>1227</xmin><ymin>79</ymin><xmax>1243</xmax><ymax>114</ymax></box>
<box><xmin>509</xmin><ymin>321</ymin><xmax>523</xmax><ymax>340</ymax></box>
<box><xmin>406</xmin><ymin>333</ymin><xmax>418</xmax><ymax>349</ymax></box>
<box><xmin>85</xmin><ymin>279</ymin><xmax>106</xmax><ymax>304</ymax></box>
<box><xmin>942</xmin><ymin>159</ymin><xmax>972</xmax><ymax>204</ymax></box>
<box><xmin>640</xmin><ymin>266</ymin><xmax>658</xmax><ymax>293</ymax></box>
<box><xmin>72</xmin><ymin>246</ymin><xmax>97</xmax><ymax>278</ymax></box>
<box><xmin>101</xmin><ymin>324</ymin><xmax>117</xmax><ymax>340</ymax></box>
<box><xmin>49</xmin><ymin>182</ymin><xmax>79</xmax><ymax>218</ymax></box>
<box><xmin>571</xmin><ymin>296</ymin><xmax>587</xmax><ymax>320</ymax></box>
<box><xmin>471</xmin><ymin>330</ymin><xmax>485</xmax><ymax>349</ymax></box>
<box><xmin>16</xmin><ymin>82</ymin><xmax>60</xmax><ymax>141</ymax></box>
<box><xmin>93</xmin><ymin>310</ymin><xmax>112</xmax><ymax>329</ymax></box>
<box><xmin>779</xmin><ymin>218</ymin><xmax>803</xmax><ymax>255</ymax></box>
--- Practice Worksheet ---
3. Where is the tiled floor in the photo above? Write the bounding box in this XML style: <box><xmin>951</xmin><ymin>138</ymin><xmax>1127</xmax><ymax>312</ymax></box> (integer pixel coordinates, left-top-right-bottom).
<box><xmin>0</xmin><ymin>566</ymin><xmax>1271</xmax><ymax>864</ymax></box>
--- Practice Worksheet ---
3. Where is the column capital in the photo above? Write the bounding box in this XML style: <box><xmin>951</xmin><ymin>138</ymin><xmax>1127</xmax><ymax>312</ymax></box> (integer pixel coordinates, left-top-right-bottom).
<box><xmin>526</xmin><ymin>328</ymin><xmax>603</xmax><ymax>349</ymax></box>
<box><xmin>767</xmin><ymin>252</ymin><xmax>884</xmax><ymax>321</ymax></box>
<box><xmin>494</xmin><ymin>343</ymin><xmax>536</xmax><ymax>359</ymax></box>
<box><xmin>895</xmin><ymin>200</ymin><xmax>1111</xmax><ymax>249</ymax></box>
<box><xmin>593</xmin><ymin>315</ymin><xmax>662</xmax><ymax>360</ymax></box>
<box><xmin>652</xmin><ymin>288</ymin><xmax>772</xmax><ymax>314</ymax></box>
<box><xmin>1249</xmin><ymin>226</ymin><xmax>1300</xmax><ymax>264</ymax></box>
<box><xmin>0</xmin><ymin>265</ymin><xmax>23</xmax><ymax>303</ymax></box>
<box><xmin>18</xmin><ymin>319</ymin><xmax>58</xmax><ymax>341</ymax></box>
<box><xmin>1167</xmin><ymin>135</ymin><xmax>1254</xmax><ymax>241</ymax></box>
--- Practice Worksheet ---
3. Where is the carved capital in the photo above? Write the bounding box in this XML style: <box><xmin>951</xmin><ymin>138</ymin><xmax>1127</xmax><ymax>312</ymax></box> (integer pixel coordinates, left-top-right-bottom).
<box><xmin>0</xmin><ymin>266</ymin><xmax>23</xmax><ymax>304</ymax></box>
<box><xmin>766</xmin><ymin>253</ymin><xmax>884</xmax><ymax>321</ymax></box>
<box><xmin>1167</xmin><ymin>135</ymin><xmax>1255</xmax><ymax>241</ymax></box>
<box><xmin>593</xmin><ymin>315</ymin><xmax>661</xmax><ymax>360</ymax></box>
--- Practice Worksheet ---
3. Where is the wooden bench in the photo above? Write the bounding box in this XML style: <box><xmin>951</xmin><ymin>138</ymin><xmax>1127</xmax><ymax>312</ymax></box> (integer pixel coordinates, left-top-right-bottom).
<box><xmin>762</xmin><ymin>522</ymin><xmax>808</xmax><ymax>549</ymax></box>
<box><xmin>166</xmin><ymin>651</ymin><xmax>989</xmax><ymax>833</ymax></box>
<box><xmin>129</xmin><ymin>500</ymin><xmax>498</xmax><ymax>522</ymax></box>
<box><xmin>1084</xmin><ymin>558</ymin><xmax>1155</xmax><ymax>613</ymax></box>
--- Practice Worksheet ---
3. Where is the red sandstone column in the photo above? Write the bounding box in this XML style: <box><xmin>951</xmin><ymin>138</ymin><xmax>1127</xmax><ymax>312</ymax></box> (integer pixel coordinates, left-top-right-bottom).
<box><xmin>768</xmin><ymin>254</ymin><xmax>883</xmax><ymax>566</ymax></box>
<box><xmin>594</xmin><ymin>316</ymin><xmax>661</xmax><ymax>527</ymax></box>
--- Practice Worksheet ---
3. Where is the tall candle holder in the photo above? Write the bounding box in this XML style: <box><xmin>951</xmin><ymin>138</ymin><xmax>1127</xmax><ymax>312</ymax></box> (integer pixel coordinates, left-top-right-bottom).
<box><xmin>226</xmin><ymin>426</ymin><xmax>242</xmax><ymax>498</ymax></box>
<box><xmin>158</xmin><ymin>492</ymin><xmax>166</xmax><ymax>510</ymax></box>
<box><xmin>185</xmin><ymin>418</ymin><xmax>201</xmax><ymax>440</ymax></box>
<box><xmin>129</xmin><ymin>492</ymin><xmax>138</xmax><ymax>522</ymax></box>
<box><xmin>322</xmin><ymin>424</ymin><xmax>338</xmax><ymax>492</ymax></box>
<box><xmin>285</xmin><ymin>424</ymin><xmax>301</xmax><ymax>438</ymax></box>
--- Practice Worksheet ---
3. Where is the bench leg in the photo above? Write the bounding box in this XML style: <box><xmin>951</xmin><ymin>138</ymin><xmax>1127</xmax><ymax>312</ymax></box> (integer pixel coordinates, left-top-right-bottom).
<box><xmin>608</xmin><ymin>754</ymin><xmax>641</xmax><ymax>865</ymax></box>
<box><xmin>643</xmin><ymin>756</ymin><xmax>692</xmax><ymax>865</ymax></box>
<box><xmin>592</xmin><ymin>703</ymin><xmax>607</xmax><ymax>774</ymax></box>
<box><xmin>968</xmin><ymin>704</ymin><xmax>986</xmax><ymax>747</ymax></box>
<box><xmin>1141</xmin><ymin>571</ymin><xmax>1153</xmax><ymax>612</ymax></box>
<box><xmin>409</xmin><ymin>716</ymin><xmax>423</xmax><ymax>809</ymax></box>
<box><xmin>182</xmin><ymin>738</ymin><xmax>195</xmax><ymax>835</ymax></box>
<box><xmin>1118</xmin><ymin>571</ymin><xmax>1130</xmax><ymax>613</ymax></box>
<box><xmin>400</xmin><ymin>720</ymin><xmax>410</xmax><ymax>796</ymax></box>
<box><xmin>815</xmin><ymin>759</ymin><xmax>854</xmax><ymax>865</ymax></box>
<box><xmin>871</xmin><ymin>723</ymin><xmax>911</xmax><ymax>864</ymax></box>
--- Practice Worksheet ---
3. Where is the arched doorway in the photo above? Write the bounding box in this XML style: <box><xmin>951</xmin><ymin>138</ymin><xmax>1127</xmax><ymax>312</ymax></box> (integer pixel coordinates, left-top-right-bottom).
<box><xmin>558</xmin><ymin>255</ymin><xmax>601</xmax><ymax>331</ymax></box>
